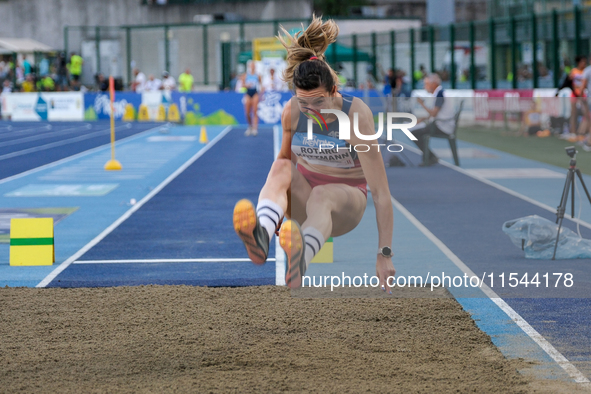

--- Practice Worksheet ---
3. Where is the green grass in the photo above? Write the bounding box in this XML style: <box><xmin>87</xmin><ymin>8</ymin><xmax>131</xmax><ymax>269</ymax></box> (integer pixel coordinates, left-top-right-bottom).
<box><xmin>457</xmin><ymin>126</ymin><xmax>591</xmax><ymax>176</ymax></box>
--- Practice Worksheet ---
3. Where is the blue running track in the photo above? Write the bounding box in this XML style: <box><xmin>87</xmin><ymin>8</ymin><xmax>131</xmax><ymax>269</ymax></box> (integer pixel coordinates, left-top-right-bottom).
<box><xmin>0</xmin><ymin>121</ymin><xmax>163</xmax><ymax>180</ymax></box>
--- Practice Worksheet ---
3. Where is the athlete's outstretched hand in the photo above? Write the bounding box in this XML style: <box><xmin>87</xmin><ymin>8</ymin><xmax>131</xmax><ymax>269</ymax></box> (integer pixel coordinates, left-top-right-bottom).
<box><xmin>376</xmin><ymin>255</ymin><xmax>396</xmax><ymax>294</ymax></box>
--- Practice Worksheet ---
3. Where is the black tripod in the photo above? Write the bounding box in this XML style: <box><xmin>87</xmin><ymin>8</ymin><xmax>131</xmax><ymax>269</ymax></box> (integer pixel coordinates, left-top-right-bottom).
<box><xmin>552</xmin><ymin>147</ymin><xmax>591</xmax><ymax>259</ymax></box>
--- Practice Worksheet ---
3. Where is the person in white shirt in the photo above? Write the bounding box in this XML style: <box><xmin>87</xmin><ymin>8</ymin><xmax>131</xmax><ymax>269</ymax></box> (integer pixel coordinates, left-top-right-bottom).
<box><xmin>131</xmin><ymin>68</ymin><xmax>146</xmax><ymax>93</ymax></box>
<box><xmin>2</xmin><ymin>79</ymin><xmax>12</xmax><ymax>93</ymax></box>
<box><xmin>0</xmin><ymin>61</ymin><xmax>6</xmax><ymax>79</ymax></box>
<box><xmin>144</xmin><ymin>74</ymin><xmax>162</xmax><ymax>91</ymax></box>
<box><xmin>262</xmin><ymin>68</ymin><xmax>286</xmax><ymax>92</ymax></box>
<box><xmin>161</xmin><ymin>71</ymin><xmax>176</xmax><ymax>91</ymax></box>
<box><xmin>410</xmin><ymin>73</ymin><xmax>456</xmax><ymax>166</ymax></box>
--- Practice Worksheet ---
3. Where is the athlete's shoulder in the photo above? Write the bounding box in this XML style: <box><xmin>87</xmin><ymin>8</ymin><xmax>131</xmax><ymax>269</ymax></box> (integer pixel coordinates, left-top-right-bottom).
<box><xmin>347</xmin><ymin>95</ymin><xmax>372</xmax><ymax>116</ymax></box>
<box><xmin>282</xmin><ymin>98</ymin><xmax>294</xmax><ymax>116</ymax></box>
<box><xmin>281</xmin><ymin>98</ymin><xmax>300</xmax><ymax>131</ymax></box>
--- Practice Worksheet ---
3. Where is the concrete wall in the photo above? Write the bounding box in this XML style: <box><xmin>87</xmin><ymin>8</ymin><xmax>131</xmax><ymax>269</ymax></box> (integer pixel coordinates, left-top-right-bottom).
<box><xmin>0</xmin><ymin>0</ymin><xmax>313</xmax><ymax>49</ymax></box>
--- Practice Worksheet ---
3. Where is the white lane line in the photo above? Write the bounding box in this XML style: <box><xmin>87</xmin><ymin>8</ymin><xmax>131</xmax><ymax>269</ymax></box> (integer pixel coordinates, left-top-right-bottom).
<box><xmin>0</xmin><ymin>124</ymin><xmax>163</xmax><ymax>184</ymax></box>
<box><xmin>0</xmin><ymin>123</ymin><xmax>52</xmax><ymax>135</ymax></box>
<box><xmin>390</xmin><ymin>194</ymin><xmax>591</xmax><ymax>386</ymax></box>
<box><xmin>0</xmin><ymin>124</ymin><xmax>132</xmax><ymax>161</ymax></box>
<box><xmin>74</xmin><ymin>258</ymin><xmax>277</xmax><ymax>264</ymax></box>
<box><xmin>36</xmin><ymin>126</ymin><xmax>233</xmax><ymax>288</ymax></box>
<box><xmin>402</xmin><ymin>143</ymin><xmax>591</xmax><ymax>231</ymax></box>
<box><xmin>465</xmin><ymin>168</ymin><xmax>565</xmax><ymax>179</ymax></box>
<box><xmin>0</xmin><ymin>123</ymin><xmax>93</xmax><ymax>145</ymax></box>
<box><xmin>273</xmin><ymin>124</ymin><xmax>286</xmax><ymax>286</ymax></box>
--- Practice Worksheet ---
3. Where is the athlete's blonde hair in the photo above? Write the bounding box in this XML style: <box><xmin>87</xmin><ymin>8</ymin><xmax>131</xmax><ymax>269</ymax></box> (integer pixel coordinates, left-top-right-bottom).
<box><xmin>277</xmin><ymin>15</ymin><xmax>340</xmax><ymax>91</ymax></box>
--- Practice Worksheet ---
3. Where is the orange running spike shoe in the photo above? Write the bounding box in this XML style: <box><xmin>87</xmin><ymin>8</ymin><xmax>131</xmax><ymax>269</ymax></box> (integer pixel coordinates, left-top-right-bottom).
<box><xmin>233</xmin><ymin>199</ymin><xmax>269</xmax><ymax>265</ymax></box>
<box><xmin>279</xmin><ymin>219</ymin><xmax>307</xmax><ymax>289</ymax></box>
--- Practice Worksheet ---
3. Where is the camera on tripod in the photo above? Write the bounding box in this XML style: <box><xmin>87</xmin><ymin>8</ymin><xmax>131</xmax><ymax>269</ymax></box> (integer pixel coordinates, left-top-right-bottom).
<box><xmin>553</xmin><ymin>146</ymin><xmax>591</xmax><ymax>259</ymax></box>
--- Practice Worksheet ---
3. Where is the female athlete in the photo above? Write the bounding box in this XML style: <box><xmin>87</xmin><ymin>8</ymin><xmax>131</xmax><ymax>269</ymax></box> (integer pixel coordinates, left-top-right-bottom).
<box><xmin>233</xmin><ymin>16</ymin><xmax>396</xmax><ymax>291</ymax></box>
<box><xmin>242</xmin><ymin>60</ymin><xmax>263</xmax><ymax>136</ymax></box>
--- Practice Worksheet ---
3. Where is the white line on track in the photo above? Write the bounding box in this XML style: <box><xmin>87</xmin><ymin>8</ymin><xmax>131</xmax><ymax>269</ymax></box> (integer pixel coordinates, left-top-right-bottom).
<box><xmin>390</xmin><ymin>146</ymin><xmax>591</xmax><ymax>386</ymax></box>
<box><xmin>0</xmin><ymin>123</ymin><xmax>92</xmax><ymax>145</ymax></box>
<box><xmin>402</xmin><ymin>143</ymin><xmax>591</xmax><ymax>230</ymax></box>
<box><xmin>0</xmin><ymin>124</ymin><xmax>133</xmax><ymax>161</ymax></box>
<box><xmin>0</xmin><ymin>123</ymin><xmax>52</xmax><ymax>135</ymax></box>
<box><xmin>73</xmin><ymin>258</ymin><xmax>277</xmax><ymax>264</ymax></box>
<box><xmin>36</xmin><ymin>125</ymin><xmax>233</xmax><ymax>288</ymax></box>
<box><xmin>273</xmin><ymin>125</ymin><xmax>286</xmax><ymax>286</ymax></box>
<box><xmin>0</xmin><ymin>123</ymin><xmax>162</xmax><ymax>184</ymax></box>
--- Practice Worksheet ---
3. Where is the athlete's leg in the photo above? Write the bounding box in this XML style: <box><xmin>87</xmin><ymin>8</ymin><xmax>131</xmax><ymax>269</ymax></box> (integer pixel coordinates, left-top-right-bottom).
<box><xmin>281</xmin><ymin>183</ymin><xmax>367</xmax><ymax>288</ymax></box>
<box><xmin>251</xmin><ymin>93</ymin><xmax>260</xmax><ymax>135</ymax></box>
<box><xmin>244</xmin><ymin>95</ymin><xmax>254</xmax><ymax>136</ymax></box>
<box><xmin>235</xmin><ymin>159</ymin><xmax>312</xmax><ymax>266</ymax></box>
<box><xmin>244</xmin><ymin>95</ymin><xmax>253</xmax><ymax>126</ymax></box>
<box><xmin>304</xmin><ymin>184</ymin><xmax>367</xmax><ymax>238</ymax></box>
<box><xmin>258</xmin><ymin>159</ymin><xmax>311</xmax><ymax>225</ymax></box>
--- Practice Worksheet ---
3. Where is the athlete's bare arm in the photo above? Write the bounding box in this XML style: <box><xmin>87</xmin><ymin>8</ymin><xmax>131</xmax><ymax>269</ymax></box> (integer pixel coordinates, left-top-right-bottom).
<box><xmin>278</xmin><ymin>99</ymin><xmax>296</xmax><ymax>162</ymax></box>
<box><xmin>348</xmin><ymin>98</ymin><xmax>396</xmax><ymax>292</ymax></box>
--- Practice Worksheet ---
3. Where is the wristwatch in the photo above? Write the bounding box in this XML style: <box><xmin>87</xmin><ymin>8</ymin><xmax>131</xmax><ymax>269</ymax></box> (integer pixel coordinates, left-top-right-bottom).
<box><xmin>378</xmin><ymin>246</ymin><xmax>393</xmax><ymax>258</ymax></box>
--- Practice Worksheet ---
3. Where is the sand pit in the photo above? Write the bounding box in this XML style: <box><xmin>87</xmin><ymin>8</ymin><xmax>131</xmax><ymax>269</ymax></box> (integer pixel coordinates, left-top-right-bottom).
<box><xmin>0</xmin><ymin>286</ymin><xmax>584</xmax><ymax>393</ymax></box>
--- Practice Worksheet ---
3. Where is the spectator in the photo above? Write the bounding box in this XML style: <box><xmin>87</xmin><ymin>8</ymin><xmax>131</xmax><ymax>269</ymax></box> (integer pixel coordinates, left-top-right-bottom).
<box><xmin>131</xmin><ymin>68</ymin><xmax>146</xmax><ymax>93</ymax></box>
<box><xmin>55</xmin><ymin>53</ymin><xmax>69</xmax><ymax>91</ymax></box>
<box><xmin>409</xmin><ymin>74</ymin><xmax>456</xmax><ymax>166</ymax></box>
<box><xmin>520</xmin><ymin>100</ymin><xmax>542</xmax><ymax>136</ymax></box>
<box><xmin>67</xmin><ymin>52</ymin><xmax>84</xmax><ymax>90</ymax></box>
<box><xmin>6</xmin><ymin>57</ymin><xmax>15</xmax><ymax>81</ymax></box>
<box><xmin>96</xmin><ymin>73</ymin><xmax>109</xmax><ymax>92</ymax></box>
<box><xmin>145</xmin><ymin>74</ymin><xmax>162</xmax><ymax>91</ymax></box>
<box><xmin>21</xmin><ymin>74</ymin><xmax>36</xmax><ymax>92</ymax></box>
<box><xmin>15</xmin><ymin>63</ymin><xmax>24</xmax><ymax>84</ymax></box>
<box><xmin>229</xmin><ymin>72</ymin><xmax>238</xmax><ymax>91</ymax></box>
<box><xmin>2</xmin><ymin>79</ymin><xmax>12</xmax><ymax>93</ymax></box>
<box><xmin>361</xmin><ymin>65</ymin><xmax>376</xmax><ymax>90</ymax></box>
<box><xmin>0</xmin><ymin>59</ymin><xmax>7</xmax><ymax>79</ymax></box>
<box><xmin>383</xmin><ymin>68</ymin><xmax>395</xmax><ymax>95</ymax></box>
<box><xmin>178</xmin><ymin>68</ymin><xmax>194</xmax><ymax>92</ymax></box>
<box><xmin>23</xmin><ymin>58</ymin><xmax>32</xmax><ymax>76</ymax></box>
<box><xmin>161</xmin><ymin>71</ymin><xmax>176</xmax><ymax>91</ymax></box>
<box><xmin>40</xmin><ymin>75</ymin><xmax>55</xmax><ymax>91</ymax></box>
<box><xmin>392</xmin><ymin>69</ymin><xmax>411</xmax><ymax>97</ymax></box>
<box><xmin>414</xmin><ymin>64</ymin><xmax>426</xmax><ymax>82</ymax></box>
<box><xmin>38</xmin><ymin>55</ymin><xmax>50</xmax><ymax>77</ymax></box>
<box><xmin>569</xmin><ymin>55</ymin><xmax>589</xmax><ymax>139</ymax></box>
<box><xmin>262</xmin><ymin>68</ymin><xmax>285</xmax><ymax>92</ymax></box>
<box><xmin>582</xmin><ymin>55</ymin><xmax>591</xmax><ymax>95</ymax></box>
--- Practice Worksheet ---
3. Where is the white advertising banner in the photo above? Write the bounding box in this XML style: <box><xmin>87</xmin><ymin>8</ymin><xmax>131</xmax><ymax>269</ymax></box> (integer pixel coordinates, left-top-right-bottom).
<box><xmin>45</xmin><ymin>92</ymin><xmax>84</xmax><ymax>121</ymax></box>
<box><xmin>1</xmin><ymin>92</ymin><xmax>84</xmax><ymax>121</ymax></box>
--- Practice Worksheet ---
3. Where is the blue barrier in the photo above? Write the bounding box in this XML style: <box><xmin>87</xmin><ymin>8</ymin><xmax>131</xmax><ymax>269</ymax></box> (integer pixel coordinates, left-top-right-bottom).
<box><xmin>84</xmin><ymin>92</ymin><xmax>142</xmax><ymax>120</ymax></box>
<box><xmin>82</xmin><ymin>90</ymin><xmax>381</xmax><ymax>124</ymax></box>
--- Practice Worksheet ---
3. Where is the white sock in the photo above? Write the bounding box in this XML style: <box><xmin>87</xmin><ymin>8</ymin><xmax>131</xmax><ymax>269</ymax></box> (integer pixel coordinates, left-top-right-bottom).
<box><xmin>256</xmin><ymin>199</ymin><xmax>284</xmax><ymax>240</ymax></box>
<box><xmin>303</xmin><ymin>227</ymin><xmax>325</xmax><ymax>269</ymax></box>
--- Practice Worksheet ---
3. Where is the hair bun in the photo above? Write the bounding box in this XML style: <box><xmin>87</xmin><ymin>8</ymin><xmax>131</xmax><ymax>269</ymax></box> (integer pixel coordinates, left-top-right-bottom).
<box><xmin>277</xmin><ymin>14</ymin><xmax>340</xmax><ymax>90</ymax></box>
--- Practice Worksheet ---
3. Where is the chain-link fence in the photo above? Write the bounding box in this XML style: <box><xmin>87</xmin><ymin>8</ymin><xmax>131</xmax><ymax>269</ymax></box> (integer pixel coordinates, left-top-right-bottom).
<box><xmin>63</xmin><ymin>6</ymin><xmax>591</xmax><ymax>91</ymax></box>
